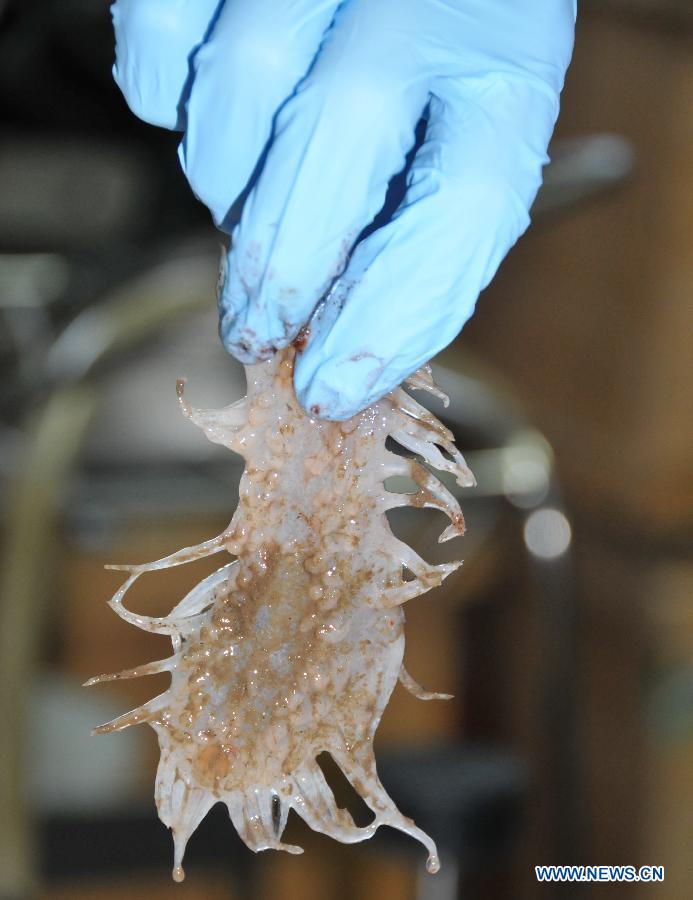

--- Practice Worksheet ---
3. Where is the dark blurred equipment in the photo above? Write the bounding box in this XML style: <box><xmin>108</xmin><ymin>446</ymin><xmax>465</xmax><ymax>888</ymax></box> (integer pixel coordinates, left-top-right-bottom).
<box><xmin>0</xmin><ymin>0</ymin><xmax>206</xmax><ymax>421</ymax></box>
<box><xmin>594</xmin><ymin>0</ymin><xmax>693</xmax><ymax>27</ymax></box>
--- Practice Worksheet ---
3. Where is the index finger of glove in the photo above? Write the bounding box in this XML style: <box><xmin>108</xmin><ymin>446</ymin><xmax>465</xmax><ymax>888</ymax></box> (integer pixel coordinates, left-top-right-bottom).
<box><xmin>111</xmin><ymin>0</ymin><xmax>222</xmax><ymax>130</ymax></box>
<box><xmin>179</xmin><ymin>0</ymin><xmax>340</xmax><ymax>229</ymax></box>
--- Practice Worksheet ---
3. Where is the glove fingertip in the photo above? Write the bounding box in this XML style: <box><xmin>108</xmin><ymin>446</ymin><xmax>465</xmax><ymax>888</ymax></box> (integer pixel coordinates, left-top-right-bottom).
<box><xmin>294</xmin><ymin>354</ymin><xmax>383</xmax><ymax>422</ymax></box>
<box><xmin>295</xmin><ymin>377</ymin><xmax>358</xmax><ymax>422</ymax></box>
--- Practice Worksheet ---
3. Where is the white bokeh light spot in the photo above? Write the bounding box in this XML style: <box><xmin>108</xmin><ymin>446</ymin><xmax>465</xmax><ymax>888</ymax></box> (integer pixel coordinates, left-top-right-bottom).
<box><xmin>523</xmin><ymin>508</ymin><xmax>572</xmax><ymax>559</ymax></box>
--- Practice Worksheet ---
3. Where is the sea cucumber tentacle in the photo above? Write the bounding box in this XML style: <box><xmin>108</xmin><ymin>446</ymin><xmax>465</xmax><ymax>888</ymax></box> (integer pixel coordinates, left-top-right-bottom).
<box><xmin>389</xmin><ymin>401</ymin><xmax>475</xmax><ymax>487</ymax></box>
<box><xmin>439</xmin><ymin>522</ymin><xmax>466</xmax><ymax>544</ymax></box>
<box><xmin>391</xmin><ymin>425</ymin><xmax>476</xmax><ymax>488</ymax></box>
<box><xmin>391</xmin><ymin>539</ymin><xmax>456</xmax><ymax>587</ymax></box>
<box><xmin>381</xmin><ymin>561</ymin><xmax>461</xmax><ymax>608</ymax></box>
<box><xmin>105</xmin><ymin>531</ymin><xmax>229</xmax><ymax>573</ymax></box>
<box><xmin>154</xmin><ymin>745</ymin><xmax>178</xmax><ymax>824</ymax></box>
<box><xmin>226</xmin><ymin>788</ymin><xmax>304</xmax><ymax>855</ymax></box>
<box><xmin>291</xmin><ymin>761</ymin><xmax>377</xmax><ymax>844</ymax></box>
<box><xmin>296</xmin><ymin>761</ymin><xmax>359</xmax><ymax>831</ymax></box>
<box><xmin>92</xmin><ymin>693</ymin><xmax>168</xmax><ymax>734</ymax></box>
<box><xmin>405</xmin><ymin>364</ymin><xmax>450</xmax><ymax>406</ymax></box>
<box><xmin>399</xmin><ymin>665</ymin><xmax>454</xmax><ymax>701</ymax></box>
<box><xmin>107</xmin><ymin>559</ymin><xmax>237</xmax><ymax>639</ymax></box>
<box><xmin>177</xmin><ymin>380</ymin><xmax>249</xmax><ymax>451</ymax></box>
<box><xmin>103</xmin><ymin>572</ymin><xmax>169</xmax><ymax>633</ymax></box>
<box><xmin>84</xmin><ymin>656</ymin><xmax>175</xmax><ymax>686</ymax></box>
<box><xmin>380</xmin><ymin>462</ymin><xmax>464</xmax><ymax>521</ymax></box>
<box><xmin>107</xmin><ymin>588</ymin><xmax>202</xmax><ymax>636</ymax></box>
<box><xmin>168</xmin><ymin>561</ymin><xmax>237</xmax><ymax>617</ymax></box>
<box><xmin>331</xmin><ymin>744</ymin><xmax>440</xmax><ymax>874</ymax></box>
<box><xmin>169</xmin><ymin>784</ymin><xmax>215</xmax><ymax>883</ymax></box>
<box><xmin>390</xmin><ymin>388</ymin><xmax>454</xmax><ymax>437</ymax></box>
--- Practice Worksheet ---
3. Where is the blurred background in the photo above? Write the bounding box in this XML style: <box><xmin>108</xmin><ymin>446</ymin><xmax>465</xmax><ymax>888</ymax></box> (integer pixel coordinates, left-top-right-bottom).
<box><xmin>0</xmin><ymin>1</ymin><xmax>691</xmax><ymax>898</ymax></box>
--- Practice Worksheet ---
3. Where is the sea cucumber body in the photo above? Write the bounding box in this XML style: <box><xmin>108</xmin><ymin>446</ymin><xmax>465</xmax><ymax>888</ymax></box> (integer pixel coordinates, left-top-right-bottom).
<box><xmin>90</xmin><ymin>349</ymin><xmax>474</xmax><ymax>879</ymax></box>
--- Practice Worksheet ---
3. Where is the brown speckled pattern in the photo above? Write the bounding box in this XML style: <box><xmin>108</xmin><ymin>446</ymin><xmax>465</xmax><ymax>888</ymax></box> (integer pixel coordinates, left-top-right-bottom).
<box><xmin>88</xmin><ymin>348</ymin><xmax>475</xmax><ymax>881</ymax></box>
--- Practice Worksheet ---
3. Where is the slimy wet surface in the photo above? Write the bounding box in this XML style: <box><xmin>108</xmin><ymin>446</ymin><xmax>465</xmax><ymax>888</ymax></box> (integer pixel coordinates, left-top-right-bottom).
<box><xmin>87</xmin><ymin>348</ymin><xmax>474</xmax><ymax>881</ymax></box>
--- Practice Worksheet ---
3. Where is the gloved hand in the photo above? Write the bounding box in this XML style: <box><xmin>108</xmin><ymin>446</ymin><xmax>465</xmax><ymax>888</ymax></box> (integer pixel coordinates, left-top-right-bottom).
<box><xmin>112</xmin><ymin>0</ymin><xmax>576</xmax><ymax>419</ymax></box>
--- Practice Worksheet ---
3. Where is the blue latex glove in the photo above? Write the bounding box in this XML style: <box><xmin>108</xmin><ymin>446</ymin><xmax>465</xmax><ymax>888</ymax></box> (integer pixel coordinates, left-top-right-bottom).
<box><xmin>112</xmin><ymin>0</ymin><xmax>575</xmax><ymax>419</ymax></box>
